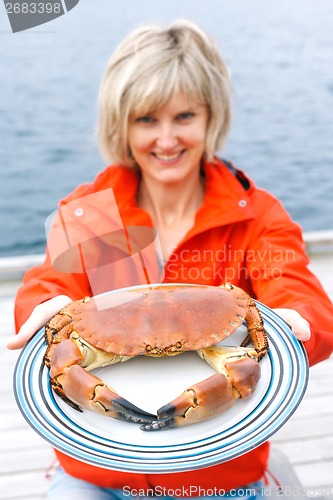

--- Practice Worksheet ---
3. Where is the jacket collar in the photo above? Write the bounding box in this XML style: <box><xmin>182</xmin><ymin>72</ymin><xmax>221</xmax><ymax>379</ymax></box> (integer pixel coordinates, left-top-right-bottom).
<box><xmin>192</xmin><ymin>157</ymin><xmax>255</xmax><ymax>234</ymax></box>
<box><xmin>101</xmin><ymin>157</ymin><xmax>255</xmax><ymax>236</ymax></box>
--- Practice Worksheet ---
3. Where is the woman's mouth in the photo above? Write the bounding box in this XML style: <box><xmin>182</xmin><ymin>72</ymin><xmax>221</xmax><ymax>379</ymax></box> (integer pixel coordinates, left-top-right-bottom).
<box><xmin>153</xmin><ymin>151</ymin><xmax>185</xmax><ymax>163</ymax></box>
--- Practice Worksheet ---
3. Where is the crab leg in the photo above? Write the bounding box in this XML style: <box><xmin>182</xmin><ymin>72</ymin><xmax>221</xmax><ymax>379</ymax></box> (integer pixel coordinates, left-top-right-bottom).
<box><xmin>141</xmin><ymin>346</ymin><xmax>261</xmax><ymax>431</ymax></box>
<box><xmin>221</xmin><ymin>283</ymin><xmax>268</xmax><ymax>360</ymax></box>
<box><xmin>49</xmin><ymin>339</ymin><xmax>157</xmax><ymax>424</ymax></box>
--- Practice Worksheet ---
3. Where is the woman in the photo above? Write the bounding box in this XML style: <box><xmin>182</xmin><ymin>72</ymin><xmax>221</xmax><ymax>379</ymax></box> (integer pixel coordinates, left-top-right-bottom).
<box><xmin>8</xmin><ymin>19</ymin><xmax>333</xmax><ymax>499</ymax></box>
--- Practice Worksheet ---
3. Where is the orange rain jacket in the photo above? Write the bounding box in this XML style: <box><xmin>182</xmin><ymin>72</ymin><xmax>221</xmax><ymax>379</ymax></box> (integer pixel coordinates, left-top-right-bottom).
<box><xmin>14</xmin><ymin>158</ymin><xmax>333</xmax><ymax>492</ymax></box>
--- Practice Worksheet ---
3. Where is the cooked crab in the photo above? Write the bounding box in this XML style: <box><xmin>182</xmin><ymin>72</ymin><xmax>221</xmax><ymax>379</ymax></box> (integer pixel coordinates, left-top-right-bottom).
<box><xmin>44</xmin><ymin>283</ymin><xmax>268</xmax><ymax>431</ymax></box>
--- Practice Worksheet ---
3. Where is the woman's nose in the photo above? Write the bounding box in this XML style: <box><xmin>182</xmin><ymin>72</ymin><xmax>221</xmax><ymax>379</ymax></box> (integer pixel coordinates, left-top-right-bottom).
<box><xmin>155</xmin><ymin>123</ymin><xmax>178</xmax><ymax>150</ymax></box>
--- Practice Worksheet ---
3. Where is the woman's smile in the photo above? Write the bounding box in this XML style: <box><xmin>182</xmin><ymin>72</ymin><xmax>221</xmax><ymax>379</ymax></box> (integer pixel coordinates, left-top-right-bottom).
<box><xmin>151</xmin><ymin>150</ymin><xmax>186</xmax><ymax>166</ymax></box>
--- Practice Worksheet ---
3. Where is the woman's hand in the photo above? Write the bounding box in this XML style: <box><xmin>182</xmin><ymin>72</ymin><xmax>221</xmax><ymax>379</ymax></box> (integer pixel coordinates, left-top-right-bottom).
<box><xmin>7</xmin><ymin>295</ymin><xmax>73</xmax><ymax>350</ymax></box>
<box><xmin>273</xmin><ymin>308</ymin><xmax>311</xmax><ymax>342</ymax></box>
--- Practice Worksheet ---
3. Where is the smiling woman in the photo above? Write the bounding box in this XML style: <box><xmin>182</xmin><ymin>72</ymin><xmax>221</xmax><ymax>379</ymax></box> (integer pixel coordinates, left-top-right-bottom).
<box><xmin>9</xmin><ymin>18</ymin><xmax>333</xmax><ymax>500</ymax></box>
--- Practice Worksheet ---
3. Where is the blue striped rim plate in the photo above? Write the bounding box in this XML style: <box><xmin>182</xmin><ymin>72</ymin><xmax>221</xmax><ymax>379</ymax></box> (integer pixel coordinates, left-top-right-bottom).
<box><xmin>14</xmin><ymin>284</ymin><xmax>309</xmax><ymax>473</ymax></box>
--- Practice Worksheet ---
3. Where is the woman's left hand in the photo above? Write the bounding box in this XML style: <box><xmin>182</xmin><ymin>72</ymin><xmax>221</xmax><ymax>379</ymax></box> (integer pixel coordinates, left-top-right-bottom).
<box><xmin>272</xmin><ymin>308</ymin><xmax>311</xmax><ymax>341</ymax></box>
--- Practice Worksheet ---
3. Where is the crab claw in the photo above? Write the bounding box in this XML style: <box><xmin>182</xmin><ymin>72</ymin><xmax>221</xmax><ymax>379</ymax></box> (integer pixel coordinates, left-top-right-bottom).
<box><xmin>60</xmin><ymin>365</ymin><xmax>157</xmax><ymax>424</ymax></box>
<box><xmin>49</xmin><ymin>339</ymin><xmax>156</xmax><ymax>424</ymax></box>
<box><xmin>141</xmin><ymin>346</ymin><xmax>261</xmax><ymax>431</ymax></box>
<box><xmin>141</xmin><ymin>373</ymin><xmax>235</xmax><ymax>431</ymax></box>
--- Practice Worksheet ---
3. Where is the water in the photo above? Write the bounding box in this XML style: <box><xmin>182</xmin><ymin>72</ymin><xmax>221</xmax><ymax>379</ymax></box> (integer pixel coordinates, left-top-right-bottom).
<box><xmin>1</xmin><ymin>0</ymin><xmax>333</xmax><ymax>257</ymax></box>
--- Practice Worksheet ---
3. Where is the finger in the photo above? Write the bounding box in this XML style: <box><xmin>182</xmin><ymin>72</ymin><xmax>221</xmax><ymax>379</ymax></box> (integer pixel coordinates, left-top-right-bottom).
<box><xmin>7</xmin><ymin>295</ymin><xmax>72</xmax><ymax>350</ymax></box>
<box><xmin>273</xmin><ymin>308</ymin><xmax>311</xmax><ymax>342</ymax></box>
<box><xmin>7</xmin><ymin>321</ymin><xmax>39</xmax><ymax>350</ymax></box>
<box><xmin>7</xmin><ymin>307</ymin><xmax>50</xmax><ymax>349</ymax></box>
<box><xmin>292</xmin><ymin>318</ymin><xmax>311</xmax><ymax>342</ymax></box>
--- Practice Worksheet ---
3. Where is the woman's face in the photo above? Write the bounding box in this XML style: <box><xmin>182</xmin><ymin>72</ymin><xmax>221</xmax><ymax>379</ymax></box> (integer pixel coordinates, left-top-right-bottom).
<box><xmin>127</xmin><ymin>92</ymin><xmax>208</xmax><ymax>185</ymax></box>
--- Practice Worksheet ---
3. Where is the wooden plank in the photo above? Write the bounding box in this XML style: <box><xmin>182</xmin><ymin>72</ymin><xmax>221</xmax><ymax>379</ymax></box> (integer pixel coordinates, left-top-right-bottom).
<box><xmin>310</xmin><ymin>360</ymin><xmax>333</xmax><ymax>378</ymax></box>
<box><xmin>301</xmin><ymin>381</ymin><xmax>333</xmax><ymax>398</ymax></box>
<box><xmin>1</xmin><ymin>400</ymin><xmax>18</xmax><ymax>413</ymax></box>
<box><xmin>0</xmin><ymin>447</ymin><xmax>54</xmax><ymax>475</ymax></box>
<box><xmin>286</xmin><ymin>395</ymin><xmax>333</xmax><ymax>418</ymax></box>
<box><xmin>271</xmin><ymin>415</ymin><xmax>333</xmax><ymax>441</ymax></box>
<box><xmin>294</xmin><ymin>461</ymin><xmax>333</xmax><ymax>489</ymax></box>
<box><xmin>272</xmin><ymin>436</ymin><xmax>333</xmax><ymax>464</ymax></box>
<box><xmin>1</xmin><ymin>411</ymin><xmax>36</xmax><ymax>432</ymax></box>
<box><xmin>1</xmin><ymin>429</ymin><xmax>50</xmax><ymax>452</ymax></box>
<box><xmin>0</xmin><ymin>470</ymin><xmax>49</xmax><ymax>499</ymax></box>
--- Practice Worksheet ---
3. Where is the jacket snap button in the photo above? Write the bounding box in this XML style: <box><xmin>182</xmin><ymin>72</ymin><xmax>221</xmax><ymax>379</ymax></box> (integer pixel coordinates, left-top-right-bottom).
<box><xmin>239</xmin><ymin>200</ymin><xmax>247</xmax><ymax>207</ymax></box>
<box><xmin>74</xmin><ymin>207</ymin><xmax>84</xmax><ymax>217</ymax></box>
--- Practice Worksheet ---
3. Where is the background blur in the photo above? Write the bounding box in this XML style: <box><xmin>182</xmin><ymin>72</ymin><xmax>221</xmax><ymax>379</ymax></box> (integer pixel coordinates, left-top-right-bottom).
<box><xmin>1</xmin><ymin>0</ymin><xmax>333</xmax><ymax>257</ymax></box>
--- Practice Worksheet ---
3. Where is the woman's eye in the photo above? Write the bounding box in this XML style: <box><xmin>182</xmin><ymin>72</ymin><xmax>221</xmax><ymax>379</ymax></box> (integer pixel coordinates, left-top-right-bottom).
<box><xmin>136</xmin><ymin>116</ymin><xmax>154</xmax><ymax>123</ymax></box>
<box><xmin>177</xmin><ymin>112</ymin><xmax>195</xmax><ymax>120</ymax></box>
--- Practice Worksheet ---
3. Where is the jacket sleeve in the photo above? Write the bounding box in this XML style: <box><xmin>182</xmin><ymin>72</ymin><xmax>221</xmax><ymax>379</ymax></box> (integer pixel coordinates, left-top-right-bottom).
<box><xmin>14</xmin><ymin>184</ymin><xmax>96</xmax><ymax>332</ymax></box>
<box><xmin>246</xmin><ymin>192</ymin><xmax>333</xmax><ymax>366</ymax></box>
<box><xmin>14</xmin><ymin>174</ymin><xmax>131</xmax><ymax>332</ymax></box>
<box><xmin>14</xmin><ymin>249</ymin><xmax>92</xmax><ymax>332</ymax></box>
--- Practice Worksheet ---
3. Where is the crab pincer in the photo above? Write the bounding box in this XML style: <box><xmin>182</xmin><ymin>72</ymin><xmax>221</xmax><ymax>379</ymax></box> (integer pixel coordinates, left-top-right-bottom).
<box><xmin>140</xmin><ymin>346</ymin><xmax>261</xmax><ymax>431</ymax></box>
<box><xmin>58</xmin><ymin>364</ymin><xmax>157</xmax><ymax>424</ymax></box>
<box><xmin>45</xmin><ymin>328</ymin><xmax>156</xmax><ymax>424</ymax></box>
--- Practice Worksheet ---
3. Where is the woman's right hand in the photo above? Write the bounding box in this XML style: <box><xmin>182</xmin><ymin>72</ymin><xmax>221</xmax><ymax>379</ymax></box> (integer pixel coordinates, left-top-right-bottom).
<box><xmin>7</xmin><ymin>295</ymin><xmax>73</xmax><ymax>350</ymax></box>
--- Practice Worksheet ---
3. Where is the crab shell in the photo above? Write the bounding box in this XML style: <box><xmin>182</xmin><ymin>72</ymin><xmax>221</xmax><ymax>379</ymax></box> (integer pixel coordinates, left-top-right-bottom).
<box><xmin>44</xmin><ymin>283</ymin><xmax>268</xmax><ymax>430</ymax></box>
<box><xmin>46</xmin><ymin>284</ymin><xmax>263</xmax><ymax>356</ymax></box>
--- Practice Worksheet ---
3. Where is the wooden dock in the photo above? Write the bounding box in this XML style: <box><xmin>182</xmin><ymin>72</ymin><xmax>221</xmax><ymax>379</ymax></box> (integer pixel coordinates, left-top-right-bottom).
<box><xmin>1</xmin><ymin>233</ymin><xmax>333</xmax><ymax>499</ymax></box>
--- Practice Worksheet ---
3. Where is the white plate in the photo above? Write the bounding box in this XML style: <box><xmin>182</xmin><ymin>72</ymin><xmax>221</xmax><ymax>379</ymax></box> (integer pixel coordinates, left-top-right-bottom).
<box><xmin>14</xmin><ymin>284</ymin><xmax>309</xmax><ymax>473</ymax></box>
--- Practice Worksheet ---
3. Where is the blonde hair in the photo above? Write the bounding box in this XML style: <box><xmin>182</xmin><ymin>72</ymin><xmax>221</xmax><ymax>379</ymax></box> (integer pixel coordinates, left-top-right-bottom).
<box><xmin>97</xmin><ymin>19</ymin><xmax>232</xmax><ymax>165</ymax></box>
